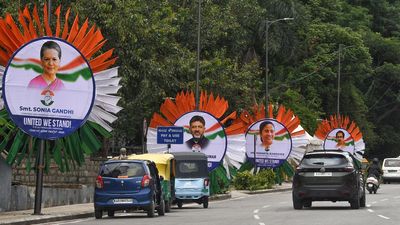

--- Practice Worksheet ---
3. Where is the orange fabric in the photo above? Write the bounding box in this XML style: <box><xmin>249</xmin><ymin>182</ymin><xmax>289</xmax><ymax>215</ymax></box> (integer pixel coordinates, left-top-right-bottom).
<box><xmin>54</xmin><ymin>5</ymin><xmax>61</xmax><ymax>37</ymax></box>
<box><xmin>61</xmin><ymin>8</ymin><xmax>71</xmax><ymax>39</ymax></box>
<box><xmin>33</xmin><ymin>4</ymin><xmax>43</xmax><ymax>36</ymax></box>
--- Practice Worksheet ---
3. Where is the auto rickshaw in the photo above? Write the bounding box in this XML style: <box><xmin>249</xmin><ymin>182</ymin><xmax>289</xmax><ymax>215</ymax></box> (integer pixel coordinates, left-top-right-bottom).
<box><xmin>127</xmin><ymin>153</ymin><xmax>175</xmax><ymax>212</ymax></box>
<box><xmin>170</xmin><ymin>152</ymin><xmax>210</xmax><ymax>208</ymax></box>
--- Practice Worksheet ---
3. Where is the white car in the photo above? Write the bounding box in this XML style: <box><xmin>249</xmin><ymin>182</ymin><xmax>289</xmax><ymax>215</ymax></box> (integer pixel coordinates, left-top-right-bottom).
<box><xmin>382</xmin><ymin>157</ymin><xmax>400</xmax><ymax>184</ymax></box>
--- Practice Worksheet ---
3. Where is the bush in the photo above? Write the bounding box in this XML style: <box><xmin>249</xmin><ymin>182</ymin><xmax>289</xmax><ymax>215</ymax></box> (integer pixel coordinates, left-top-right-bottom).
<box><xmin>232</xmin><ymin>169</ymin><xmax>276</xmax><ymax>191</ymax></box>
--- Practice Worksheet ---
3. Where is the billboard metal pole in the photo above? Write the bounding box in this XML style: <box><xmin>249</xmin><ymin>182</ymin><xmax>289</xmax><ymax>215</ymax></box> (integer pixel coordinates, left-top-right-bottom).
<box><xmin>33</xmin><ymin>1</ymin><xmax>51</xmax><ymax>215</ymax></box>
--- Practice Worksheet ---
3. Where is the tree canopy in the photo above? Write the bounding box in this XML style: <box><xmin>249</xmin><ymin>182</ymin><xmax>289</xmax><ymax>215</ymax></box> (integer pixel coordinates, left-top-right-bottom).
<box><xmin>1</xmin><ymin>0</ymin><xmax>400</xmax><ymax>160</ymax></box>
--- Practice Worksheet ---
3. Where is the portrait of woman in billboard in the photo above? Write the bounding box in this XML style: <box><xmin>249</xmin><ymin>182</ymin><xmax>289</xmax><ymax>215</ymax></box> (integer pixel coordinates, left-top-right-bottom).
<box><xmin>323</xmin><ymin>128</ymin><xmax>355</xmax><ymax>153</ymax></box>
<box><xmin>171</xmin><ymin>111</ymin><xmax>227</xmax><ymax>171</ymax></box>
<box><xmin>3</xmin><ymin>37</ymin><xmax>95</xmax><ymax>139</ymax></box>
<box><xmin>28</xmin><ymin>40</ymin><xmax>65</xmax><ymax>91</ymax></box>
<box><xmin>245</xmin><ymin>119</ymin><xmax>292</xmax><ymax>168</ymax></box>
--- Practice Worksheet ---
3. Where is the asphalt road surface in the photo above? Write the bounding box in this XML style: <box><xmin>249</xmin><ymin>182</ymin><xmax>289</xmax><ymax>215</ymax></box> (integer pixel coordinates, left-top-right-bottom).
<box><xmin>41</xmin><ymin>184</ymin><xmax>400</xmax><ymax>225</ymax></box>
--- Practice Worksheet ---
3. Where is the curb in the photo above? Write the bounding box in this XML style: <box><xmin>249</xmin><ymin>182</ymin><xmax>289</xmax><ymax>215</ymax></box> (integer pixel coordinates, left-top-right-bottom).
<box><xmin>1</xmin><ymin>212</ymin><xmax>93</xmax><ymax>225</ymax></box>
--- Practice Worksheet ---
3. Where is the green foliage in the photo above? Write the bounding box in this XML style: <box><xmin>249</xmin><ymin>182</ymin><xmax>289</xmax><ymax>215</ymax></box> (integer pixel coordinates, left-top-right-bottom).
<box><xmin>232</xmin><ymin>169</ymin><xmax>276</xmax><ymax>191</ymax></box>
<box><xmin>2</xmin><ymin>0</ymin><xmax>400</xmax><ymax>161</ymax></box>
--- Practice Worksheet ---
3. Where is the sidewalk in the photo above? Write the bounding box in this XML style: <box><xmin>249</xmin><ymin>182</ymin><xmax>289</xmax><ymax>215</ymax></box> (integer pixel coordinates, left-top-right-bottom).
<box><xmin>0</xmin><ymin>182</ymin><xmax>292</xmax><ymax>225</ymax></box>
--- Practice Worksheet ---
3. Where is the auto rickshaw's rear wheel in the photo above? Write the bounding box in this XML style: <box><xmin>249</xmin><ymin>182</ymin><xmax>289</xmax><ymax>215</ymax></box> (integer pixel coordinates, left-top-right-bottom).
<box><xmin>165</xmin><ymin>200</ymin><xmax>171</xmax><ymax>212</ymax></box>
<box><xmin>157</xmin><ymin>198</ymin><xmax>165</xmax><ymax>216</ymax></box>
<box><xmin>177</xmin><ymin>200</ymin><xmax>183</xmax><ymax>209</ymax></box>
<box><xmin>203</xmin><ymin>196</ymin><xmax>209</xmax><ymax>208</ymax></box>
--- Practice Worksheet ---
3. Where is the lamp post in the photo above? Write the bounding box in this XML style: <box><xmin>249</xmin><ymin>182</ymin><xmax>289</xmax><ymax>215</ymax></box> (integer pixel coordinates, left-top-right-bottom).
<box><xmin>195</xmin><ymin>0</ymin><xmax>202</xmax><ymax>110</ymax></box>
<box><xmin>337</xmin><ymin>44</ymin><xmax>354</xmax><ymax>117</ymax></box>
<box><xmin>265</xmin><ymin>17</ymin><xmax>293</xmax><ymax>116</ymax></box>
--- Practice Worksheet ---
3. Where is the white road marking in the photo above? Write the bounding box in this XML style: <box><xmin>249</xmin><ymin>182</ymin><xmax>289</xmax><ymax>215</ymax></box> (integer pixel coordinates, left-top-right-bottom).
<box><xmin>378</xmin><ymin>215</ymin><xmax>390</xmax><ymax>220</ymax></box>
<box><xmin>262</xmin><ymin>205</ymin><xmax>270</xmax><ymax>208</ymax></box>
<box><xmin>394</xmin><ymin>196</ymin><xmax>400</xmax><ymax>199</ymax></box>
<box><xmin>253</xmin><ymin>209</ymin><xmax>259</xmax><ymax>214</ymax></box>
<box><xmin>254</xmin><ymin>215</ymin><xmax>260</xmax><ymax>220</ymax></box>
<box><xmin>232</xmin><ymin>197</ymin><xmax>245</xmax><ymax>200</ymax></box>
<box><xmin>370</xmin><ymin>201</ymin><xmax>377</xmax><ymax>204</ymax></box>
<box><xmin>259</xmin><ymin>223</ymin><xmax>266</xmax><ymax>225</ymax></box>
<box><xmin>279</xmin><ymin>201</ymin><xmax>287</xmax><ymax>204</ymax></box>
<box><xmin>380</xmin><ymin>198</ymin><xmax>388</xmax><ymax>202</ymax></box>
<box><xmin>366</xmin><ymin>204</ymin><xmax>371</xmax><ymax>207</ymax></box>
<box><xmin>367</xmin><ymin>209</ymin><xmax>374</xmax><ymax>213</ymax></box>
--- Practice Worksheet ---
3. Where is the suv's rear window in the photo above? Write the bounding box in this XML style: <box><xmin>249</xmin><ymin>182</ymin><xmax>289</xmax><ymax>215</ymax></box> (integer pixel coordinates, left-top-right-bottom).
<box><xmin>301</xmin><ymin>154</ymin><xmax>349</xmax><ymax>166</ymax></box>
<box><xmin>100</xmin><ymin>162</ymin><xmax>145</xmax><ymax>178</ymax></box>
<box><xmin>384</xmin><ymin>159</ymin><xmax>400</xmax><ymax>167</ymax></box>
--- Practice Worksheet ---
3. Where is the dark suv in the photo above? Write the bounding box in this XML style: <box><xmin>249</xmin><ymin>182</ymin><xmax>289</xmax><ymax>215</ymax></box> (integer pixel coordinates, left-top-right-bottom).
<box><xmin>292</xmin><ymin>150</ymin><xmax>366</xmax><ymax>209</ymax></box>
<box><xmin>94</xmin><ymin>159</ymin><xmax>165</xmax><ymax>218</ymax></box>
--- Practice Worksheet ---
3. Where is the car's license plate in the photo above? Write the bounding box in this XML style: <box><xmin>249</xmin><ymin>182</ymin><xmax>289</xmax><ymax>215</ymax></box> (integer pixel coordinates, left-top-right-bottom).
<box><xmin>113</xmin><ymin>199</ymin><xmax>133</xmax><ymax>204</ymax></box>
<box><xmin>314</xmin><ymin>172</ymin><xmax>332</xmax><ymax>176</ymax></box>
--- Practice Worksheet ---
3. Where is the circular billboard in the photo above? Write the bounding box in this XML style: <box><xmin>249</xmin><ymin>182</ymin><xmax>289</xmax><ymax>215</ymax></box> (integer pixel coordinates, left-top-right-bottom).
<box><xmin>245</xmin><ymin>119</ymin><xmax>292</xmax><ymax>168</ymax></box>
<box><xmin>170</xmin><ymin>111</ymin><xmax>227</xmax><ymax>171</ymax></box>
<box><xmin>2</xmin><ymin>37</ymin><xmax>95</xmax><ymax>140</ymax></box>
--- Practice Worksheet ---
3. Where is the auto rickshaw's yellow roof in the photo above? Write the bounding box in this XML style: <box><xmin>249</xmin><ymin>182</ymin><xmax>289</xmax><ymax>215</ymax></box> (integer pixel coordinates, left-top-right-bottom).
<box><xmin>126</xmin><ymin>153</ymin><xmax>174</xmax><ymax>164</ymax></box>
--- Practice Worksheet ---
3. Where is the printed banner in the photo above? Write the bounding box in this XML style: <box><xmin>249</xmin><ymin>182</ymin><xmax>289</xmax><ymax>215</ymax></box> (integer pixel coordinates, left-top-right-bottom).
<box><xmin>245</xmin><ymin>119</ymin><xmax>292</xmax><ymax>168</ymax></box>
<box><xmin>2</xmin><ymin>37</ymin><xmax>95</xmax><ymax>140</ymax></box>
<box><xmin>170</xmin><ymin>111</ymin><xmax>227</xmax><ymax>171</ymax></box>
<box><xmin>323</xmin><ymin>128</ymin><xmax>355</xmax><ymax>153</ymax></box>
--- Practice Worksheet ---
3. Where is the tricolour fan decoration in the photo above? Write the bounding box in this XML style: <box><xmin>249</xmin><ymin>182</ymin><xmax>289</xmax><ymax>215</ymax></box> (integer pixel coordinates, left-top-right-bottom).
<box><xmin>225</xmin><ymin>104</ymin><xmax>311</xmax><ymax>181</ymax></box>
<box><xmin>0</xmin><ymin>4</ymin><xmax>122</xmax><ymax>172</ymax></box>
<box><xmin>314</xmin><ymin>114</ymin><xmax>365</xmax><ymax>161</ymax></box>
<box><xmin>147</xmin><ymin>90</ymin><xmax>239</xmax><ymax>194</ymax></box>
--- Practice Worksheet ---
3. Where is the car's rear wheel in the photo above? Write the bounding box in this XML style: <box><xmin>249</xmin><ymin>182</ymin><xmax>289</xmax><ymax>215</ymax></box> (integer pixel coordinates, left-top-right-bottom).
<box><xmin>350</xmin><ymin>193</ymin><xmax>360</xmax><ymax>209</ymax></box>
<box><xmin>157</xmin><ymin>198</ymin><xmax>165</xmax><ymax>216</ymax></box>
<box><xmin>147</xmin><ymin>198</ymin><xmax>155</xmax><ymax>217</ymax></box>
<box><xmin>95</xmin><ymin>209</ymin><xmax>102</xmax><ymax>219</ymax></box>
<box><xmin>303</xmin><ymin>200</ymin><xmax>312</xmax><ymax>208</ymax></box>
<box><xmin>360</xmin><ymin>193</ymin><xmax>366</xmax><ymax>207</ymax></box>
<box><xmin>203</xmin><ymin>196</ymin><xmax>209</xmax><ymax>208</ymax></box>
<box><xmin>292</xmin><ymin>194</ymin><xmax>303</xmax><ymax>210</ymax></box>
<box><xmin>107</xmin><ymin>210</ymin><xmax>114</xmax><ymax>217</ymax></box>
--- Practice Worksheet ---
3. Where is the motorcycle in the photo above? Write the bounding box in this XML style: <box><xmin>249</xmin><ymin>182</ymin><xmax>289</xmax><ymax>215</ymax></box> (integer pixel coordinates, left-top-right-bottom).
<box><xmin>366</xmin><ymin>174</ymin><xmax>380</xmax><ymax>194</ymax></box>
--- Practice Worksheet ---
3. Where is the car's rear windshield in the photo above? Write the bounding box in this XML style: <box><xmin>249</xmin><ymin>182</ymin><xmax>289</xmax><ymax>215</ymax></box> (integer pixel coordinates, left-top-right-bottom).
<box><xmin>384</xmin><ymin>159</ymin><xmax>400</xmax><ymax>167</ymax></box>
<box><xmin>100</xmin><ymin>162</ymin><xmax>145</xmax><ymax>178</ymax></box>
<box><xmin>301</xmin><ymin>154</ymin><xmax>349</xmax><ymax>166</ymax></box>
<box><xmin>176</xmin><ymin>160</ymin><xmax>208</xmax><ymax>178</ymax></box>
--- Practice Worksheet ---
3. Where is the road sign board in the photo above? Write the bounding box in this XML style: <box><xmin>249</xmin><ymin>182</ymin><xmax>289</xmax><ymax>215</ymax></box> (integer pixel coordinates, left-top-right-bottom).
<box><xmin>157</xmin><ymin>126</ymin><xmax>184</xmax><ymax>144</ymax></box>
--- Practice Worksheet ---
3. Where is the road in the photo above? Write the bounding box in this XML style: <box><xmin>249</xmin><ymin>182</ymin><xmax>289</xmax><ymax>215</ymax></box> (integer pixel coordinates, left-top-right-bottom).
<box><xmin>42</xmin><ymin>184</ymin><xmax>400</xmax><ymax>225</ymax></box>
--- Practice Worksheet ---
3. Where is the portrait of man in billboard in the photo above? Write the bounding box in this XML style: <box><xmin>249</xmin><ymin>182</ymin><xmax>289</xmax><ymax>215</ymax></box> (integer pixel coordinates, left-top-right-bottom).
<box><xmin>28</xmin><ymin>41</ymin><xmax>65</xmax><ymax>91</ymax></box>
<box><xmin>171</xmin><ymin>111</ymin><xmax>227</xmax><ymax>171</ymax></box>
<box><xmin>245</xmin><ymin>119</ymin><xmax>292</xmax><ymax>168</ymax></box>
<box><xmin>335</xmin><ymin>130</ymin><xmax>346</xmax><ymax>150</ymax></box>
<box><xmin>323</xmin><ymin>128</ymin><xmax>355</xmax><ymax>153</ymax></box>
<box><xmin>186</xmin><ymin>115</ymin><xmax>210</xmax><ymax>151</ymax></box>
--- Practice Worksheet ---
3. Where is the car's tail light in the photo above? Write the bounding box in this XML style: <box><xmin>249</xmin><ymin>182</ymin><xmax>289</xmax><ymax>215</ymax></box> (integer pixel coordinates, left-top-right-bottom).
<box><xmin>141</xmin><ymin>175</ymin><xmax>150</xmax><ymax>188</ymax></box>
<box><xmin>343</xmin><ymin>166</ymin><xmax>354</xmax><ymax>172</ymax></box>
<box><xmin>204</xmin><ymin>178</ymin><xmax>209</xmax><ymax>187</ymax></box>
<box><xmin>96</xmin><ymin>176</ymin><xmax>103</xmax><ymax>189</ymax></box>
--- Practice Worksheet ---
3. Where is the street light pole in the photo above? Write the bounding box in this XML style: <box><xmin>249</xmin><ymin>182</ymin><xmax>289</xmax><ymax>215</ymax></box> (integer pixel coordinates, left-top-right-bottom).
<box><xmin>337</xmin><ymin>44</ymin><xmax>342</xmax><ymax>117</ymax></box>
<box><xmin>265</xmin><ymin>17</ymin><xmax>293</xmax><ymax>116</ymax></box>
<box><xmin>195</xmin><ymin>0</ymin><xmax>202</xmax><ymax>110</ymax></box>
<box><xmin>337</xmin><ymin>44</ymin><xmax>354</xmax><ymax>118</ymax></box>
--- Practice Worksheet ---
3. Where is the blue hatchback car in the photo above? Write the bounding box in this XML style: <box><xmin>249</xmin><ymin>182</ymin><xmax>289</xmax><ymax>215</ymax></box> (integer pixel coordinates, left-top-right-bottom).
<box><xmin>94</xmin><ymin>159</ymin><xmax>165</xmax><ymax>218</ymax></box>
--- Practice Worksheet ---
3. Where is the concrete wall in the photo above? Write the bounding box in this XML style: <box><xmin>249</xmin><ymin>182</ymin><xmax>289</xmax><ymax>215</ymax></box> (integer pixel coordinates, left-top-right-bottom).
<box><xmin>9</xmin><ymin>184</ymin><xmax>94</xmax><ymax>211</ymax></box>
<box><xmin>4</xmin><ymin>157</ymin><xmax>106</xmax><ymax>211</ymax></box>
<box><xmin>0</xmin><ymin>158</ymin><xmax>12</xmax><ymax>212</ymax></box>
